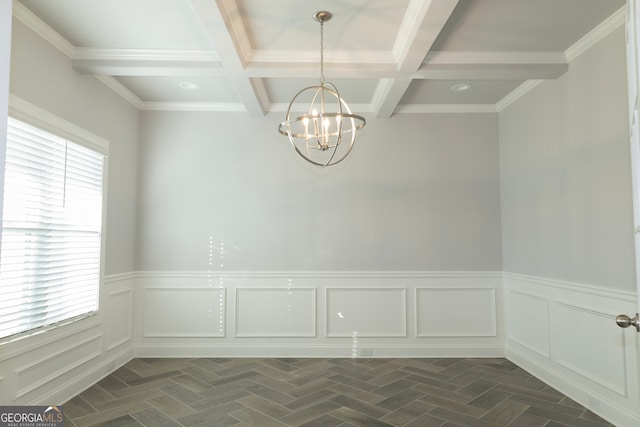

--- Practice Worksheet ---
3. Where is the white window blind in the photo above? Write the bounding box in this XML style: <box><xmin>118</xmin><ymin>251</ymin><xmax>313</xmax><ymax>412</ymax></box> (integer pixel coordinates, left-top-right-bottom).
<box><xmin>0</xmin><ymin>117</ymin><xmax>105</xmax><ymax>340</ymax></box>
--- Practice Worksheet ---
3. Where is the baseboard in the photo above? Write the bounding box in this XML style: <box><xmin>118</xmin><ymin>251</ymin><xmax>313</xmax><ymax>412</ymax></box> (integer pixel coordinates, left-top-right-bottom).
<box><xmin>134</xmin><ymin>343</ymin><xmax>505</xmax><ymax>359</ymax></box>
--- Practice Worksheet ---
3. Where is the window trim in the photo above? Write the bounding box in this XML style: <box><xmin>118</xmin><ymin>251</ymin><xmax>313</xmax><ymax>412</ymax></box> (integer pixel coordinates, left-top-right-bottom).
<box><xmin>1</xmin><ymin>94</ymin><xmax>110</xmax><ymax>344</ymax></box>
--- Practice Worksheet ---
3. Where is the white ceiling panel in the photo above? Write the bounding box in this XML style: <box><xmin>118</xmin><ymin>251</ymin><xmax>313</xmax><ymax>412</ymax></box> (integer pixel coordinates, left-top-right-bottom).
<box><xmin>19</xmin><ymin>0</ymin><xmax>213</xmax><ymax>49</ymax></box>
<box><xmin>431</xmin><ymin>0</ymin><xmax>624</xmax><ymax>51</ymax></box>
<box><xmin>238</xmin><ymin>0</ymin><xmax>409</xmax><ymax>51</ymax></box>
<box><xmin>401</xmin><ymin>79</ymin><xmax>525</xmax><ymax>105</ymax></box>
<box><xmin>116</xmin><ymin>76</ymin><xmax>240</xmax><ymax>103</ymax></box>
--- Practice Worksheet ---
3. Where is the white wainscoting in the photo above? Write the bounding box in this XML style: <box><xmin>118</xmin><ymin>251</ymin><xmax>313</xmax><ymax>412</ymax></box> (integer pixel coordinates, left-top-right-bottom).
<box><xmin>0</xmin><ymin>272</ymin><xmax>135</xmax><ymax>405</ymax></box>
<box><xmin>504</xmin><ymin>273</ymin><xmax>640</xmax><ymax>427</ymax></box>
<box><xmin>134</xmin><ymin>271</ymin><xmax>504</xmax><ymax>358</ymax></box>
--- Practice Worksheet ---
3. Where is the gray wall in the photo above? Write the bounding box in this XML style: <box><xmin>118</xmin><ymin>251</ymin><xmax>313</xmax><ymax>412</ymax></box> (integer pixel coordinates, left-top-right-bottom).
<box><xmin>499</xmin><ymin>27</ymin><xmax>635</xmax><ymax>290</ymax></box>
<box><xmin>136</xmin><ymin>111</ymin><xmax>503</xmax><ymax>271</ymax></box>
<box><xmin>9</xmin><ymin>19</ymin><xmax>139</xmax><ymax>275</ymax></box>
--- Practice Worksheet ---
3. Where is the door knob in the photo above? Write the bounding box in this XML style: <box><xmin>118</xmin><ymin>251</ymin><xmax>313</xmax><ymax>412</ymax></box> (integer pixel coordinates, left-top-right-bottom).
<box><xmin>615</xmin><ymin>313</ymin><xmax>640</xmax><ymax>331</ymax></box>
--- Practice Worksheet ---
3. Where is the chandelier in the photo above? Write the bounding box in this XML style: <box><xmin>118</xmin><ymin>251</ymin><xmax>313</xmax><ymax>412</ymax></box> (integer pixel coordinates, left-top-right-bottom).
<box><xmin>278</xmin><ymin>11</ymin><xmax>366</xmax><ymax>167</ymax></box>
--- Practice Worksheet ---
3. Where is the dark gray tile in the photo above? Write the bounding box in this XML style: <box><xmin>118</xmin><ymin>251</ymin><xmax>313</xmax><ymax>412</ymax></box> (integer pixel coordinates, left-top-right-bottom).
<box><xmin>468</xmin><ymin>388</ymin><xmax>512</xmax><ymax>410</ymax></box>
<box><xmin>420</xmin><ymin>394</ymin><xmax>487</xmax><ymax>418</ymax></box>
<box><xmin>331</xmin><ymin>406</ymin><xmax>395</xmax><ymax>427</ymax></box>
<box><xmin>189</xmin><ymin>388</ymin><xmax>250</xmax><ymax>411</ymax></box>
<box><xmin>80</xmin><ymin>385</ymin><xmax>116</xmax><ymax>405</ymax></box>
<box><xmin>176</xmin><ymin>401</ymin><xmax>244</xmax><ymax>426</ymax></box>
<box><xmin>506</xmin><ymin>411</ymin><xmax>549</xmax><ymax>427</ymax></box>
<box><xmin>511</xmin><ymin>394</ymin><xmax>585</xmax><ymax>417</ymax></box>
<box><xmin>168</xmin><ymin>373</ymin><xmax>213</xmax><ymax>393</ymax></box>
<box><xmin>94</xmin><ymin>415</ymin><xmax>142</xmax><ymax>427</ymax></box>
<box><xmin>145</xmin><ymin>394</ymin><xmax>195</xmax><ymax>419</ymax></box>
<box><xmin>97</xmin><ymin>375</ymin><xmax>130</xmax><ymax>394</ymax></box>
<box><xmin>457</xmin><ymin>378</ymin><xmax>499</xmax><ymax>397</ymax></box>
<box><xmin>481</xmin><ymin>398</ymin><xmax>529</xmax><ymax>425</ymax></box>
<box><xmin>373</xmin><ymin>378</ymin><xmax>418</xmax><ymax>397</ymax></box>
<box><xmin>237</xmin><ymin>394</ymin><xmax>294</xmax><ymax>419</ymax></box>
<box><xmin>376</xmin><ymin>388</ymin><xmax>424</xmax><ymax>411</ymax></box>
<box><xmin>64</xmin><ymin>395</ymin><xmax>97</xmax><ymax>419</ymax></box>
<box><xmin>404</xmin><ymin>413</ymin><xmax>449</xmax><ymax>427</ymax></box>
<box><xmin>131</xmin><ymin>407</ymin><xmax>181</xmax><ymax>427</ymax></box>
<box><xmin>330</xmin><ymin>394</ymin><xmax>390</xmax><ymax>419</ymax></box>
<box><xmin>229</xmin><ymin>407</ymin><xmax>287</xmax><ymax>426</ymax></box>
<box><xmin>159</xmin><ymin>383</ymin><xmax>204</xmax><ymax>405</ymax></box>
<box><xmin>496</xmin><ymin>383</ymin><xmax>564</xmax><ymax>403</ymax></box>
<box><xmin>379</xmin><ymin>399</ymin><xmax>435</xmax><ymax>426</ymax></box>
<box><xmin>284</xmin><ymin>387</ymin><xmax>337</xmax><ymax>411</ymax></box>
<box><xmin>447</xmin><ymin>369</ymin><xmax>487</xmax><ymax>387</ymax></box>
<box><xmin>208</xmin><ymin>370</ymin><xmax>258</xmax><ymax>386</ymax></box>
<box><xmin>281</xmin><ymin>401</ymin><xmax>342</xmax><ymax>426</ymax></box>
<box><xmin>525</xmin><ymin>406</ymin><xmax>610</xmax><ymax>427</ymax></box>
<box><xmin>329</xmin><ymin>374</ymin><xmax>379</xmax><ymax>392</ymax></box>
<box><xmin>429</xmin><ymin>407</ymin><xmax>500</xmax><ymax>427</ymax></box>
<box><xmin>299</xmin><ymin>414</ymin><xmax>345</xmax><ymax>427</ymax></box>
<box><xmin>328</xmin><ymin>382</ymin><xmax>385</xmax><ymax>404</ymax></box>
<box><xmin>245</xmin><ymin>382</ymin><xmax>293</xmax><ymax>405</ymax></box>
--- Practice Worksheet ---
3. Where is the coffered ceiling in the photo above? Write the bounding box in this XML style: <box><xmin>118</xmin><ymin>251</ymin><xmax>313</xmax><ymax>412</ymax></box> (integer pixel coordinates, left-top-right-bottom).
<box><xmin>13</xmin><ymin>0</ymin><xmax>625</xmax><ymax>116</ymax></box>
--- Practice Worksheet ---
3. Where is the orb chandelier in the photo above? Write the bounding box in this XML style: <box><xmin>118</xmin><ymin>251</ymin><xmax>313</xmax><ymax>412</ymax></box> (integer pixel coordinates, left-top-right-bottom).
<box><xmin>278</xmin><ymin>11</ymin><xmax>366</xmax><ymax>167</ymax></box>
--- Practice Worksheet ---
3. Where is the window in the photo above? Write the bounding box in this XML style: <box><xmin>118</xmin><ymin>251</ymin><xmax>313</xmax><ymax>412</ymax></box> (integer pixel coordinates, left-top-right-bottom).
<box><xmin>0</xmin><ymin>112</ymin><xmax>107</xmax><ymax>340</ymax></box>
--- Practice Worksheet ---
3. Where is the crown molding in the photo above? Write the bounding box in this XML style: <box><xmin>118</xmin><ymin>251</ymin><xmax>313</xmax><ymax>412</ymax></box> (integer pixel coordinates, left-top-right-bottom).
<box><xmin>94</xmin><ymin>75</ymin><xmax>143</xmax><ymax>109</ymax></box>
<box><xmin>565</xmin><ymin>6</ymin><xmax>625</xmax><ymax>62</ymax></box>
<box><xmin>12</xmin><ymin>0</ymin><xmax>74</xmax><ymax>57</ymax></box>
<box><xmin>495</xmin><ymin>80</ymin><xmax>544</xmax><ymax>112</ymax></box>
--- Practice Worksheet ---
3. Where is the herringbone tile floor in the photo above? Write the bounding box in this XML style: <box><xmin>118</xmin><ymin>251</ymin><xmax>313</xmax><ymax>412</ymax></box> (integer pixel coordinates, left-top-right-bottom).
<box><xmin>63</xmin><ymin>358</ymin><xmax>614</xmax><ymax>427</ymax></box>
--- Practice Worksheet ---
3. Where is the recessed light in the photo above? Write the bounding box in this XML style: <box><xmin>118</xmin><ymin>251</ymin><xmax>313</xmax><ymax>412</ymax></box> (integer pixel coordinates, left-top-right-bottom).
<box><xmin>451</xmin><ymin>83</ymin><xmax>471</xmax><ymax>92</ymax></box>
<box><xmin>179</xmin><ymin>81</ymin><xmax>199</xmax><ymax>90</ymax></box>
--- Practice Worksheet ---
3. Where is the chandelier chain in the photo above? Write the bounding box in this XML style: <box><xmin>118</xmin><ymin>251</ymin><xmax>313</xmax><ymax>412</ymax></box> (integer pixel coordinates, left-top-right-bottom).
<box><xmin>319</xmin><ymin>20</ymin><xmax>325</xmax><ymax>84</ymax></box>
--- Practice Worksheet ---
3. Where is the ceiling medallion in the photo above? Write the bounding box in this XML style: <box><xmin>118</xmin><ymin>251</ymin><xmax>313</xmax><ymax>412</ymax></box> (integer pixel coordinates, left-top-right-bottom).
<box><xmin>278</xmin><ymin>11</ymin><xmax>366</xmax><ymax>167</ymax></box>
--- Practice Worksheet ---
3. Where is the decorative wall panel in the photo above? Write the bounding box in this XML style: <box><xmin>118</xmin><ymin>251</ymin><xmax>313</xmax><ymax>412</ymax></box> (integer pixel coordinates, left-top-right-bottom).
<box><xmin>416</xmin><ymin>288</ymin><xmax>496</xmax><ymax>337</ymax></box>
<box><xmin>15</xmin><ymin>334</ymin><xmax>102</xmax><ymax>399</ymax></box>
<box><xmin>143</xmin><ymin>287</ymin><xmax>225</xmax><ymax>337</ymax></box>
<box><xmin>506</xmin><ymin>289</ymin><xmax>550</xmax><ymax>358</ymax></box>
<box><xmin>555</xmin><ymin>302</ymin><xmax>627</xmax><ymax>396</ymax></box>
<box><xmin>326</xmin><ymin>288</ymin><xmax>406</xmax><ymax>337</ymax></box>
<box><xmin>107</xmin><ymin>288</ymin><xmax>133</xmax><ymax>350</ymax></box>
<box><xmin>236</xmin><ymin>288</ymin><xmax>316</xmax><ymax>337</ymax></box>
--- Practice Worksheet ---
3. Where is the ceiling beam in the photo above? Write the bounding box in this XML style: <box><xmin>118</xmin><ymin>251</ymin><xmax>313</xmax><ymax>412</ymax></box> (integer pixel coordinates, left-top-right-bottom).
<box><xmin>72</xmin><ymin>49</ymin><xmax>224</xmax><ymax>76</ymax></box>
<box><xmin>373</xmin><ymin>0</ymin><xmax>459</xmax><ymax>118</ymax></box>
<box><xmin>415</xmin><ymin>51</ymin><xmax>568</xmax><ymax>79</ymax></box>
<box><xmin>189</xmin><ymin>0</ymin><xmax>268</xmax><ymax>116</ymax></box>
